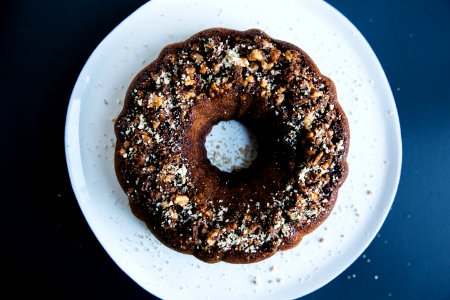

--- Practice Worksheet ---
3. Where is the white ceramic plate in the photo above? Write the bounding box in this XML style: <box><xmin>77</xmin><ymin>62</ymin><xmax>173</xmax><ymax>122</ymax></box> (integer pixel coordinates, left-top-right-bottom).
<box><xmin>65</xmin><ymin>0</ymin><xmax>402</xmax><ymax>299</ymax></box>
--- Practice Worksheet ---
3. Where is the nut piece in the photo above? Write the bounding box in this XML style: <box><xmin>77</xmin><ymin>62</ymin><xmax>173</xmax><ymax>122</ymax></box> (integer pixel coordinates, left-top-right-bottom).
<box><xmin>275</xmin><ymin>93</ymin><xmax>285</xmax><ymax>105</ymax></box>
<box><xmin>212</xmin><ymin>63</ymin><xmax>221</xmax><ymax>74</ymax></box>
<box><xmin>327</xmin><ymin>130</ymin><xmax>334</xmax><ymax>138</ymax></box>
<box><xmin>321</xmin><ymin>161</ymin><xmax>330</xmax><ymax>170</ymax></box>
<box><xmin>210</xmin><ymin>82</ymin><xmax>220</xmax><ymax>91</ymax></box>
<box><xmin>249</xmin><ymin>62</ymin><xmax>259</xmax><ymax>72</ymax></box>
<box><xmin>311</xmin><ymin>90</ymin><xmax>324</xmax><ymax>99</ymax></box>
<box><xmin>260</xmin><ymin>78</ymin><xmax>268</xmax><ymax>88</ymax></box>
<box><xmin>270</xmin><ymin>49</ymin><xmax>281</xmax><ymax>61</ymax></box>
<box><xmin>276</xmin><ymin>87</ymin><xmax>286</xmax><ymax>94</ymax></box>
<box><xmin>309</xmin><ymin>191</ymin><xmax>319</xmax><ymax>200</ymax></box>
<box><xmin>191</xmin><ymin>53</ymin><xmax>204</xmax><ymax>63</ymax></box>
<box><xmin>223</xmin><ymin>82</ymin><xmax>232</xmax><ymax>90</ymax></box>
<box><xmin>303</xmin><ymin>112</ymin><xmax>315</xmax><ymax>130</ymax></box>
<box><xmin>181</xmin><ymin>90</ymin><xmax>196</xmax><ymax>100</ymax></box>
<box><xmin>200</xmin><ymin>225</ymin><xmax>209</xmax><ymax>236</ymax></box>
<box><xmin>306</xmin><ymin>148</ymin><xmax>316</xmax><ymax>156</ymax></box>
<box><xmin>206</xmin><ymin>228</ymin><xmax>220</xmax><ymax>246</ymax></box>
<box><xmin>186</xmin><ymin>66</ymin><xmax>195</xmax><ymax>75</ymax></box>
<box><xmin>199</xmin><ymin>63</ymin><xmax>207</xmax><ymax>74</ymax></box>
<box><xmin>261</xmin><ymin>61</ymin><xmax>274</xmax><ymax>70</ymax></box>
<box><xmin>240</xmin><ymin>58</ymin><xmax>250</xmax><ymax>67</ymax></box>
<box><xmin>161</xmin><ymin>201</ymin><xmax>172</xmax><ymax>209</ymax></box>
<box><xmin>312</xmin><ymin>151</ymin><xmax>324</xmax><ymax>165</ymax></box>
<box><xmin>242</xmin><ymin>75</ymin><xmax>255</xmax><ymax>87</ymax></box>
<box><xmin>261</xmin><ymin>39</ymin><xmax>273</xmax><ymax>49</ymax></box>
<box><xmin>225</xmin><ymin>222</ymin><xmax>238</xmax><ymax>231</ymax></box>
<box><xmin>203</xmin><ymin>210</ymin><xmax>213</xmax><ymax>218</ymax></box>
<box><xmin>141</xmin><ymin>134</ymin><xmax>151</xmax><ymax>143</ymax></box>
<box><xmin>248</xmin><ymin>49</ymin><xmax>264</xmax><ymax>61</ymax></box>
<box><xmin>248</xmin><ymin>223</ymin><xmax>260</xmax><ymax>234</ymax></box>
<box><xmin>287</xmin><ymin>210</ymin><xmax>299</xmax><ymax>221</ymax></box>
<box><xmin>163</xmin><ymin>174</ymin><xmax>175</xmax><ymax>182</ymax></box>
<box><xmin>152</xmin><ymin>121</ymin><xmax>160</xmax><ymax>129</ymax></box>
<box><xmin>149</xmin><ymin>95</ymin><xmax>163</xmax><ymax>107</ymax></box>
<box><xmin>285</xmin><ymin>50</ymin><xmax>299</xmax><ymax>62</ymax></box>
<box><xmin>184</xmin><ymin>77</ymin><xmax>196</xmax><ymax>86</ymax></box>
<box><xmin>169</xmin><ymin>209</ymin><xmax>178</xmax><ymax>221</ymax></box>
<box><xmin>174</xmin><ymin>195</ymin><xmax>189</xmax><ymax>206</ymax></box>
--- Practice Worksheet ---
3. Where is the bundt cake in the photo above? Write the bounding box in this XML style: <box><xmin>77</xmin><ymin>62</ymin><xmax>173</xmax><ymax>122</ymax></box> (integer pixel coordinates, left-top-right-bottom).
<box><xmin>114</xmin><ymin>28</ymin><xmax>349</xmax><ymax>263</ymax></box>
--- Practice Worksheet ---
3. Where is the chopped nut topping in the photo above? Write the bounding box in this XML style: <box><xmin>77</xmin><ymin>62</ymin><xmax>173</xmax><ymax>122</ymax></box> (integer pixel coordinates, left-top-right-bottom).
<box><xmin>184</xmin><ymin>77</ymin><xmax>196</xmax><ymax>86</ymax></box>
<box><xmin>161</xmin><ymin>201</ymin><xmax>171</xmax><ymax>209</ymax></box>
<box><xmin>206</xmin><ymin>228</ymin><xmax>220</xmax><ymax>246</ymax></box>
<box><xmin>287</xmin><ymin>210</ymin><xmax>298</xmax><ymax>220</ymax></box>
<box><xmin>311</xmin><ymin>90</ymin><xmax>324</xmax><ymax>99</ymax></box>
<box><xmin>303</xmin><ymin>112</ymin><xmax>315</xmax><ymax>130</ymax></box>
<box><xmin>149</xmin><ymin>95</ymin><xmax>163</xmax><ymax>107</ymax></box>
<box><xmin>240</xmin><ymin>58</ymin><xmax>250</xmax><ymax>67</ymax></box>
<box><xmin>312</xmin><ymin>151</ymin><xmax>324</xmax><ymax>165</ymax></box>
<box><xmin>212</xmin><ymin>63</ymin><xmax>221</xmax><ymax>74</ymax></box>
<box><xmin>270</xmin><ymin>49</ymin><xmax>281</xmax><ymax>61</ymax></box>
<box><xmin>204</xmin><ymin>210</ymin><xmax>213</xmax><ymax>218</ymax></box>
<box><xmin>276</xmin><ymin>87</ymin><xmax>286</xmax><ymax>94</ymax></box>
<box><xmin>169</xmin><ymin>209</ymin><xmax>178</xmax><ymax>221</ymax></box>
<box><xmin>242</xmin><ymin>75</ymin><xmax>255</xmax><ymax>87</ymax></box>
<box><xmin>306</xmin><ymin>148</ymin><xmax>316</xmax><ymax>156</ymax></box>
<box><xmin>248</xmin><ymin>49</ymin><xmax>264</xmax><ymax>61</ymax></box>
<box><xmin>181</xmin><ymin>90</ymin><xmax>196</xmax><ymax>100</ymax></box>
<box><xmin>163</xmin><ymin>174</ymin><xmax>175</xmax><ymax>182</ymax></box>
<box><xmin>141</xmin><ymin>134</ymin><xmax>151</xmax><ymax>143</ymax></box>
<box><xmin>275</xmin><ymin>93</ymin><xmax>285</xmax><ymax>105</ymax></box>
<box><xmin>261</xmin><ymin>39</ymin><xmax>272</xmax><ymax>49</ymax></box>
<box><xmin>199</xmin><ymin>63</ymin><xmax>207</xmax><ymax>74</ymax></box>
<box><xmin>321</xmin><ymin>161</ymin><xmax>330</xmax><ymax>170</ymax></box>
<box><xmin>261</xmin><ymin>61</ymin><xmax>274</xmax><ymax>70</ymax></box>
<box><xmin>285</xmin><ymin>50</ymin><xmax>294</xmax><ymax>62</ymax></box>
<box><xmin>191</xmin><ymin>53</ymin><xmax>204</xmax><ymax>63</ymax></box>
<box><xmin>174</xmin><ymin>195</ymin><xmax>190</xmax><ymax>206</ymax></box>
<box><xmin>249</xmin><ymin>62</ymin><xmax>259</xmax><ymax>72</ymax></box>
<box><xmin>211</xmin><ymin>82</ymin><xmax>220</xmax><ymax>91</ymax></box>
<box><xmin>152</xmin><ymin>121</ymin><xmax>160</xmax><ymax>129</ymax></box>
<box><xmin>260</xmin><ymin>78</ymin><xmax>268</xmax><ymax>88</ymax></box>
<box><xmin>225</xmin><ymin>222</ymin><xmax>238</xmax><ymax>231</ymax></box>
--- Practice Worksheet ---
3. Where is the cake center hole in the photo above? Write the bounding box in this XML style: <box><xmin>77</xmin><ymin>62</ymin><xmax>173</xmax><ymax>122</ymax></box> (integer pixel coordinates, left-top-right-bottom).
<box><xmin>205</xmin><ymin>120</ymin><xmax>258</xmax><ymax>173</ymax></box>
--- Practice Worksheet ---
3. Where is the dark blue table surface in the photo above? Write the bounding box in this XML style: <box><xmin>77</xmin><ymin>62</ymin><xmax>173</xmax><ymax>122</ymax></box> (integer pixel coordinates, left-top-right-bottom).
<box><xmin>2</xmin><ymin>1</ymin><xmax>449</xmax><ymax>299</ymax></box>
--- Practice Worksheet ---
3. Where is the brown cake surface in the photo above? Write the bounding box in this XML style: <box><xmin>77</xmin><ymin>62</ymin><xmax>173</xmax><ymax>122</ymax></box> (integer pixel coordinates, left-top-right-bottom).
<box><xmin>114</xmin><ymin>28</ymin><xmax>349</xmax><ymax>263</ymax></box>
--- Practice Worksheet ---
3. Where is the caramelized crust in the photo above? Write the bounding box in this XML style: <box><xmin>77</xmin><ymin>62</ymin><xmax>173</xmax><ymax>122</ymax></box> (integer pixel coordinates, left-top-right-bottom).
<box><xmin>114</xmin><ymin>28</ymin><xmax>349</xmax><ymax>263</ymax></box>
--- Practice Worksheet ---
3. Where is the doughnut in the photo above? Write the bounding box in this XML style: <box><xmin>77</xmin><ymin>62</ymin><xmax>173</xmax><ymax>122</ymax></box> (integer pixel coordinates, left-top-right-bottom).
<box><xmin>114</xmin><ymin>28</ymin><xmax>349</xmax><ymax>263</ymax></box>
